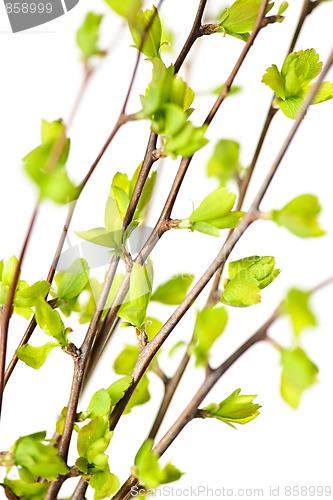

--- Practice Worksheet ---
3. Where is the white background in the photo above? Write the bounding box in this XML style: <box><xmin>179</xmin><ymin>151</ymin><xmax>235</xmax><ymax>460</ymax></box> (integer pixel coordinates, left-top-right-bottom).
<box><xmin>0</xmin><ymin>0</ymin><xmax>333</xmax><ymax>498</ymax></box>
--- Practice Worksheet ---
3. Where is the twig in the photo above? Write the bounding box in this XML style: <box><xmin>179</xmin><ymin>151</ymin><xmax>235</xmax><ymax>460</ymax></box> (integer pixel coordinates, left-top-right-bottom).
<box><xmin>0</xmin><ymin>204</ymin><xmax>39</xmax><ymax>423</ymax></box>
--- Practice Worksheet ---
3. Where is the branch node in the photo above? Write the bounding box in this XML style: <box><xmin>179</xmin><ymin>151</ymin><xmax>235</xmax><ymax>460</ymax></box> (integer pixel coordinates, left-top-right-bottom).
<box><xmin>199</xmin><ymin>23</ymin><xmax>220</xmax><ymax>36</ymax></box>
<box><xmin>63</xmin><ymin>343</ymin><xmax>81</xmax><ymax>359</ymax></box>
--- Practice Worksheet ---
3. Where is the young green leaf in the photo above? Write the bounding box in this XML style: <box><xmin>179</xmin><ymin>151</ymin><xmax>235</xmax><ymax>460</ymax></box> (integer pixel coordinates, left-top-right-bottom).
<box><xmin>218</xmin><ymin>0</ymin><xmax>273</xmax><ymax>41</ymax></box>
<box><xmin>117</xmin><ymin>260</ymin><xmax>153</xmax><ymax>330</ymax></box>
<box><xmin>13</xmin><ymin>431</ymin><xmax>69</xmax><ymax>480</ymax></box>
<box><xmin>145</xmin><ymin>316</ymin><xmax>163</xmax><ymax>340</ymax></box>
<box><xmin>57</xmin><ymin>258</ymin><xmax>90</xmax><ymax>300</ymax></box>
<box><xmin>87</xmin><ymin>389</ymin><xmax>112</xmax><ymax>418</ymax></box>
<box><xmin>77</xmin><ymin>417</ymin><xmax>112</xmax><ymax>464</ymax></box>
<box><xmin>89</xmin><ymin>470</ymin><xmax>120</xmax><ymax>500</ymax></box>
<box><xmin>76</xmin><ymin>12</ymin><xmax>104</xmax><ymax>61</ymax></box>
<box><xmin>192</xmin><ymin>306</ymin><xmax>228</xmax><ymax>366</ymax></box>
<box><xmin>113</xmin><ymin>344</ymin><xmax>140</xmax><ymax>376</ymax></box>
<box><xmin>35</xmin><ymin>298</ymin><xmax>67</xmax><ymax>346</ymax></box>
<box><xmin>270</xmin><ymin>194</ymin><xmax>324</xmax><ymax>237</ymax></box>
<box><xmin>107</xmin><ymin>375</ymin><xmax>133</xmax><ymax>406</ymax></box>
<box><xmin>105</xmin><ymin>0</ymin><xmax>141</xmax><ymax>20</ymax></box>
<box><xmin>164</xmin><ymin>122</ymin><xmax>208</xmax><ymax>158</ymax></box>
<box><xmin>221</xmin><ymin>256</ymin><xmax>280</xmax><ymax>307</ymax></box>
<box><xmin>1</xmin><ymin>255</ymin><xmax>19</xmax><ymax>285</ymax></box>
<box><xmin>3</xmin><ymin>478</ymin><xmax>48</xmax><ymax>500</ymax></box>
<box><xmin>16</xmin><ymin>342</ymin><xmax>59</xmax><ymax>370</ymax></box>
<box><xmin>280</xmin><ymin>347</ymin><xmax>318</xmax><ymax>408</ymax></box>
<box><xmin>151</xmin><ymin>274</ymin><xmax>194</xmax><ymax>305</ymax></box>
<box><xmin>202</xmin><ymin>388</ymin><xmax>261</xmax><ymax>428</ymax></box>
<box><xmin>129</xmin><ymin>6</ymin><xmax>162</xmax><ymax>58</ymax></box>
<box><xmin>23</xmin><ymin>120</ymin><xmax>78</xmax><ymax>204</ymax></box>
<box><xmin>13</xmin><ymin>281</ymin><xmax>51</xmax><ymax>308</ymax></box>
<box><xmin>284</xmin><ymin>288</ymin><xmax>317</xmax><ymax>337</ymax></box>
<box><xmin>207</xmin><ymin>139</ymin><xmax>241</xmax><ymax>185</ymax></box>
<box><xmin>133</xmin><ymin>439</ymin><xmax>183</xmax><ymax>489</ymax></box>
<box><xmin>262</xmin><ymin>49</ymin><xmax>333</xmax><ymax>119</ymax></box>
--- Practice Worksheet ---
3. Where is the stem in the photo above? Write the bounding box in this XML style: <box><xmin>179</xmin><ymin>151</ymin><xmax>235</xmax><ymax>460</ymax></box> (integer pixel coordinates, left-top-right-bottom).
<box><xmin>0</xmin><ymin>204</ymin><xmax>39</xmax><ymax>422</ymax></box>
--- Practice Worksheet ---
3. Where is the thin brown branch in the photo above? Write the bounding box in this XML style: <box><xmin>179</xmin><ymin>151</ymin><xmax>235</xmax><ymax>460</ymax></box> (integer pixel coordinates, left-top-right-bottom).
<box><xmin>0</xmin><ymin>204</ymin><xmax>39</xmax><ymax>422</ymax></box>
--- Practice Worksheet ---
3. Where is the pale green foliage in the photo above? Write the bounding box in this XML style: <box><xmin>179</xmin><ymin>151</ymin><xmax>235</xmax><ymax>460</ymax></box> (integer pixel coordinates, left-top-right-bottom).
<box><xmin>262</xmin><ymin>49</ymin><xmax>333</xmax><ymax>118</ymax></box>
<box><xmin>129</xmin><ymin>6</ymin><xmax>162</xmax><ymax>58</ymax></box>
<box><xmin>203</xmin><ymin>389</ymin><xmax>261</xmax><ymax>428</ymax></box>
<box><xmin>11</xmin><ymin>431</ymin><xmax>69</xmax><ymax>481</ymax></box>
<box><xmin>218</xmin><ymin>0</ymin><xmax>274</xmax><ymax>41</ymax></box>
<box><xmin>284</xmin><ymin>289</ymin><xmax>317</xmax><ymax>338</ymax></box>
<box><xmin>280</xmin><ymin>347</ymin><xmax>318</xmax><ymax>408</ymax></box>
<box><xmin>23</xmin><ymin>120</ymin><xmax>78</xmax><ymax>204</ymax></box>
<box><xmin>179</xmin><ymin>187</ymin><xmax>243</xmax><ymax>236</ymax></box>
<box><xmin>221</xmin><ymin>256</ymin><xmax>280</xmax><ymax>307</ymax></box>
<box><xmin>151</xmin><ymin>274</ymin><xmax>194</xmax><ymax>305</ymax></box>
<box><xmin>104</xmin><ymin>0</ymin><xmax>141</xmax><ymax>21</ymax></box>
<box><xmin>207</xmin><ymin>139</ymin><xmax>242</xmax><ymax>185</ymax></box>
<box><xmin>270</xmin><ymin>194</ymin><xmax>324</xmax><ymax>237</ymax></box>
<box><xmin>138</xmin><ymin>58</ymin><xmax>208</xmax><ymax>158</ymax></box>
<box><xmin>0</xmin><ymin>255</ymin><xmax>50</xmax><ymax>319</ymax></box>
<box><xmin>76</xmin><ymin>12</ymin><xmax>105</xmax><ymax>60</ymax></box>
<box><xmin>118</xmin><ymin>259</ymin><xmax>153</xmax><ymax>330</ymax></box>
<box><xmin>192</xmin><ymin>306</ymin><xmax>228</xmax><ymax>366</ymax></box>
<box><xmin>76</xmin><ymin>168</ymin><xmax>156</xmax><ymax>255</ymax></box>
<box><xmin>16</xmin><ymin>342</ymin><xmax>59</xmax><ymax>370</ymax></box>
<box><xmin>133</xmin><ymin>439</ymin><xmax>183</xmax><ymax>489</ymax></box>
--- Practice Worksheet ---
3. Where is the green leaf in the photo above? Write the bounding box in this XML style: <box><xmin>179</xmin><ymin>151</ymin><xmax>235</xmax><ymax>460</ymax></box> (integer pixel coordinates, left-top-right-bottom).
<box><xmin>35</xmin><ymin>298</ymin><xmax>67</xmax><ymax>346</ymax></box>
<box><xmin>311</xmin><ymin>81</ymin><xmax>333</xmax><ymax>104</ymax></box>
<box><xmin>3</xmin><ymin>479</ymin><xmax>48</xmax><ymax>500</ymax></box>
<box><xmin>117</xmin><ymin>260</ymin><xmax>153</xmax><ymax>329</ymax></box>
<box><xmin>89</xmin><ymin>470</ymin><xmax>120</xmax><ymax>500</ymax></box>
<box><xmin>13</xmin><ymin>432</ymin><xmax>69</xmax><ymax>480</ymax></box>
<box><xmin>76</xmin><ymin>12</ymin><xmax>104</xmax><ymax>60</ymax></box>
<box><xmin>16</xmin><ymin>342</ymin><xmax>59</xmax><ymax>370</ymax></box>
<box><xmin>2</xmin><ymin>255</ymin><xmax>19</xmax><ymax>285</ymax></box>
<box><xmin>164</xmin><ymin>122</ymin><xmax>208</xmax><ymax>158</ymax></box>
<box><xmin>76</xmin><ymin>227</ymin><xmax>117</xmax><ymax>249</ymax></box>
<box><xmin>145</xmin><ymin>316</ymin><xmax>163</xmax><ymax>340</ymax></box>
<box><xmin>57</xmin><ymin>258</ymin><xmax>90</xmax><ymax>299</ymax></box>
<box><xmin>77</xmin><ymin>417</ymin><xmax>112</xmax><ymax>463</ymax></box>
<box><xmin>191</xmin><ymin>221</ymin><xmax>220</xmax><ymax>237</ymax></box>
<box><xmin>23</xmin><ymin>120</ymin><xmax>78</xmax><ymax>204</ymax></box>
<box><xmin>114</xmin><ymin>344</ymin><xmax>140</xmax><ymax>375</ymax></box>
<box><xmin>140</xmin><ymin>59</ymin><xmax>175</xmax><ymax>116</ymax></box>
<box><xmin>107</xmin><ymin>375</ymin><xmax>133</xmax><ymax>405</ymax></box>
<box><xmin>129</xmin><ymin>6</ymin><xmax>162</xmax><ymax>58</ymax></box>
<box><xmin>13</xmin><ymin>281</ymin><xmax>51</xmax><ymax>307</ymax></box>
<box><xmin>270</xmin><ymin>194</ymin><xmax>324</xmax><ymax>237</ymax></box>
<box><xmin>277</xmin><ymin>96</ymin><xmax>303</xmax><ymax>119</ymax></box>
<box><xmin>203</xmin><ymin>388</ymin><xmax>261</xmax><ymax>428</ymax></box>
<box><xmin>222</xmin><ymin>256</ymin><xmax>280</xmax><ymax>307</ymax></box>
<box><xmin>207</xmin><ymin>139</ymin><xmax>241</xmax><ymax>185</ymax></box>
<box><xmin>280</xmin><ymin>347</ymin><xmax>318</xmax><ymax>408</ymax></box>
<box><xmin>219</xmin><ymin>0</ymin><xmax>273</xmax><ymax>37</ymax></box>
<box><xmin>192</xmin><ymin>306</ymin><xmax>228</xmax><ymax>366</ymax></box>
<box><xmin>151</xmin><ymin>274</ymin><xmax>194</xmax><ymax>305</ymax></box>
<box><xmin>104</xmin><ymin>0</ymin><xmax>141</xmax><ymax>20</ymax></box>
<box><xmin>87</xmin><ymin>390</ymin><xmax>112</xmax><ymax>418</ymax></box>
<box><xmin>191</xmin><ymin>188</ymin><xmax>236</xmax><ymax>224</ymax></box>
<box><xmin>124</xmin><ymin>375</ymin><xmax>150</xmax><ymax>414</ymax></box>
<box><xmin>221</xmin><ymin>271</ymin><xmax>261</xmax><ymax>307</ymax></box>
<box><xmin>133</xmin><ymin>439</ymin><xmax>183</xmax><ymax>489</ymax></box>
<box><xmin>284</xmin><ymin>288</ymin><xmax>317</xmax><ymax>337</ymax></box>
<box><xmin>262</xmin><ymin>64</ymin><xmax>286</xmax><ymax>99</ymax></box>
